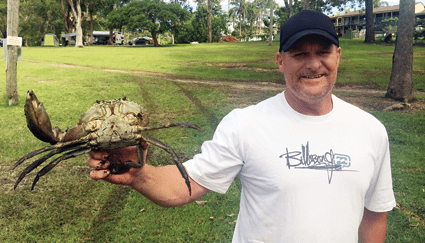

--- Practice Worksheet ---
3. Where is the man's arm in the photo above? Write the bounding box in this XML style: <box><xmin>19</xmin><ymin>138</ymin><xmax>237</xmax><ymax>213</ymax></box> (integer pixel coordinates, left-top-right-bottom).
<box><xmin>358</xmin><ymin>207</ymin><xmax>388</xmax><ymax>243</ymax></box>
<box><xmin>87</xmin><ymin>146</ymin><xmax>210</xmax><ymax>207</ymax></box>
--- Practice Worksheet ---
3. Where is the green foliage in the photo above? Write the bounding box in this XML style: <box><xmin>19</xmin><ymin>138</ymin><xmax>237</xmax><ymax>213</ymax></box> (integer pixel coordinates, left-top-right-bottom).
<box><xmin>121</xmin><ymin>0</ymin><xmax>190</xmax><ymax>45</ymax></box>
<box><xmin>414</xmin><ymin>29</ymin><xmax>425</xmax><ymax>40</ymax></box>
<box><xmin>379</xmin><ymin>17</ymin><xmax>398</xmax><ymax>34</ymax></box>
<box><xmin>175</xmin><ymin>4</ymin><xmax>228</xmax><ymax>43</ymax></box>
<box><xmin>19</xmin><ymin>0</ymin><xmax>64</xmax><ymax>46</ymax></box>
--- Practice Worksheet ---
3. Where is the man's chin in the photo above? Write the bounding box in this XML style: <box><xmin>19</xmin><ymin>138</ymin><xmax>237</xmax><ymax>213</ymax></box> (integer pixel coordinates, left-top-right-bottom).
<box><xmin>299</xmin><ymin>85</ymin><xmax>333</xmax><ymax>99</ymax></box>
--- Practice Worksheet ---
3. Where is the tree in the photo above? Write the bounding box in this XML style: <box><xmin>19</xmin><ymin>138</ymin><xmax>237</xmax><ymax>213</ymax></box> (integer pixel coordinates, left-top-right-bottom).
<box><xmin>208</xmin><ymin>0</ymin><xmax>212</xmax><ymax>42</ymax></box>
<box><xmin>283</xmin><ymin>0</ymin><xmax>296</xmax><ymax>18</ymax></box>
<box><xmin>303</xmin><ymin>0</ymin><xmax>310</xmax><ymax>10</ymax></box>
<box><xmin>168</xmin><ymin>2</ymin><xmax>191</xmax><ymax>44</ymax></box>
<box><xmin>0</xmin><ymin>1</ymin><xmax>7</xmax><ymax>38</ymax></box>
<box><xmin>125</xmin><ymin>0</ymin><xmax>189</xmax><ymax>46</ymax></box>
<box><xmin>364</xmin><ymin>0</ymin><xmax>374</xmax><ymax>43</ymax></box>
<box><xmin>386</xmin><ymin>0</ymin><xmax>416</xmax><ymax>102</ymax></box>
<box><xmin>19</xmin><ymin>0</ymin><xmax>63</xmax><ymax>46</ymax></box>
<box><xmin>86</xmin><ymin>0</ymin><xmax>105</xmax><ymax>45</ymax></box>
<box><xmin>67</xmin><ymin>0</ymin><xmax>84</xmax><ymax>47</ymax></box>
<box><xmin>59</xmin><ymin>0</ymin><xmax>73</xmax><ymax>34</ymax></box>
<box><xmin>196</xmin><ymin>0</ymin><xmax>219</xmax><ymax>43</ymax></box>
<box><xmin>231</xmin><ymin>0</ymin><xmax>246</xmax><ymax>36</ymax></box>
<box><xmin>175</xmin><ymin>3</ymin><xmax>226</xmax><ymax>43</ymax></box>
<box><xmin>101</xmin><ymin>0</ymin><xmax>131</xmax><ymax>45</ymax></box>
<box><xmin>269</xmin><ymin>0</ymin><xmax>273</xmax><ymax>45</ymax></box>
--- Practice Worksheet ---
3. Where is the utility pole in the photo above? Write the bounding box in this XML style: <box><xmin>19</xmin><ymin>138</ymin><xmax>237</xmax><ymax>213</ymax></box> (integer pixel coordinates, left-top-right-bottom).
<box><xmin>6</xmin><ymin>0</ymin><xmax>20</xmax><ymax>106</ymax></box>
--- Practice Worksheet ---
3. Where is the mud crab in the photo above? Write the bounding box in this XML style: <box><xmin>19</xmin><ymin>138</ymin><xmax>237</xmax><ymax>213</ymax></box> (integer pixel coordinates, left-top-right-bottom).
<box><xmin>13</xmin><ymin>90</ymin><xmax>202</xmax><ymax>195</ymax></box>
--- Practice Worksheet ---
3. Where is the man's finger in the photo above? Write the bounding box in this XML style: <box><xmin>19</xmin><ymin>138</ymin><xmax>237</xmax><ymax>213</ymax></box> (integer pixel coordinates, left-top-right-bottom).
<box><xmin>87</xmin><ymin>157</ymin><xmax>110</xmax><ymax>169</ymax></box>
<box><xmin>89</xmin><ymin>150</ymin><xmax>109</xmax><ymax>161</ymax></box>
<box><xmin>90</xmin><ymin>169</ymin><xmax>110</xmax><ymax>180</ymax></box>
<box><xmin>101</xmin><ymin>170</ymin><xmax>135</xmax><ymax>185</ymax></box>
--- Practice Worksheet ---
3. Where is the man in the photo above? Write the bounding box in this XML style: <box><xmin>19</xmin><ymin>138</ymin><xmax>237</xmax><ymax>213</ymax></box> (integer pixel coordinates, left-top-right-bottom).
<box><xmin>87</xmin><ymin>10</ymin><xmax>396</xmax><ymax>242</ymax></box>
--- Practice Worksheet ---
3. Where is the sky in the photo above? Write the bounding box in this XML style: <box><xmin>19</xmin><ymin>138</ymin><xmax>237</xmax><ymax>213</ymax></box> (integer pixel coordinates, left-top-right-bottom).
<box><xmin>182</xmin><ymin>0</ymin><xmax>425</xmax><ymax>15</ymax></box>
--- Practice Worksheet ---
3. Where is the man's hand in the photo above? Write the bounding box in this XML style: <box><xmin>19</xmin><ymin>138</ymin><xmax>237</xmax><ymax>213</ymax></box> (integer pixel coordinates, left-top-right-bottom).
<box><xmin>87</xmin><ymin>141</ymin><xmax>210</xmax><ymax>207</ymax></box>
<box><xmin>87</xmin><ymin>141</ymin><xmax>150</xmax><ymax>185</ymax></box>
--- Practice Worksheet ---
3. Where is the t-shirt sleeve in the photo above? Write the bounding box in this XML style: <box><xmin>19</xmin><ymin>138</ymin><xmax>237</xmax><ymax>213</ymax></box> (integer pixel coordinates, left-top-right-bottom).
<box><xmin>364</xmin><ymin>125</ymin><xmax>396</xmax><ymax>212</ymax></box>
<box><xmin>183</xmin><ymin>110</ymin><xmax>244</xmax><ymax>194</ymax></box>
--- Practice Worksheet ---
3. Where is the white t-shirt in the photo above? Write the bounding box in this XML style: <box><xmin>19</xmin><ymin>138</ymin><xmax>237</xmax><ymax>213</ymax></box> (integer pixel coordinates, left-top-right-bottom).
<box><xmin>184</xmin><ymin>92</ymin><xmax>396</xmax><ymax>243</ymax></box>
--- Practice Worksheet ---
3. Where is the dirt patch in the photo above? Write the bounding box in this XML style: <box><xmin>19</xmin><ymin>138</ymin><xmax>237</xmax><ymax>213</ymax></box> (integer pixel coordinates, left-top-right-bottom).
<box><xmin>368</xmin><ymin>52</ymin><xmax>394</xmax><ymax>56</ymax></box>
<box><xmin>203</xmin><ymin>62</ymin><xmax>279</xmax><ymax>72</ymax></box>
<box><xmin>333</xmin><ymin>86</ymin><xmax>425</xmax><ymax>113</ymax></box>
<box><xmin>219</xmin><ymin>35</ymin><xmax>240</xmax><ymax>43</ymax></box>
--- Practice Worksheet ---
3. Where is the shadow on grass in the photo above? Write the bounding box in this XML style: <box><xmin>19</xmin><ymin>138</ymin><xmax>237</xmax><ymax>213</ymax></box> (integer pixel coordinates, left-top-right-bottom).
<box><xmin>83</xmin><ymin>185</ymin><xmax>131</xmax><ymax>240</ymax></box>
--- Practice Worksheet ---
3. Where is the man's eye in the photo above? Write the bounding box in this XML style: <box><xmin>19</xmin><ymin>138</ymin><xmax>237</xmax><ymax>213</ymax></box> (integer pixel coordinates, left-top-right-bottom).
<box><xmin>293</xmin><ymin>52</ymin><xmax>304</xmax><ymax>57</ymax></box>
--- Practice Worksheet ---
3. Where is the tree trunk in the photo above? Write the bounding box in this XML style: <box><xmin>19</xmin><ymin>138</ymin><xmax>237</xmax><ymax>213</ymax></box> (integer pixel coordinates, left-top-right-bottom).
<box><xmin>268</xmin><ymin>0</ymin><xmax>273</xmax><ymax>46</ymax></box>
<box><xmin>6</xmin><ymin>0</ymin><xmax>20</xmax><ymax>106</ymax></box>
<box><xmin>89</xmin><ymin>10</ymin><xmax>93</xmax><ymax>45</ymax></box>
<box><xmin>152</xmin><ymin>32</ymin><xmax>160</xmax><ymax>46</ymax></box>
<box><xmin>303</xmin><ymin>0</ymin><xmax>310</xmax><ymax>10</ymax></box>
<box><xmin>109</xmin><ymin>28</ymin><xmax>114</xmax><ymax>45</ymax></box>
<box><xmin>239</xmin><ymin>18</ymin><xmax>242</xmax><ymax>36</ymax></box>
<box><xmin>386</xmin><ymin>0</ymin><xmax>416</xmax><ymax>102</ymax></box>
<box><xmin>75</xmin><ymin>1</ymin><xmax>83</xmax><ymax>47</ymax></box>
<box><xmin>67</xmin><ymin>0</ymin><xmax>83</xmax><ymax>47</ymax></box>
<box><xmin>283</xmin><ymin>0</ymin><xmax>294</xmax><ymax>18</ymax></box>
<box><xmin>208</xmin><ymin>0</ymin><xmax>212</xmax><ymax>43</ymax></box>
<box><xmin>61</xmin><ymin>0</ymin><xmax>71</xmax><ymax>34</ymax></box>
<box><xmin>364</xmin><ymin>0</ymin><xmax>375</xmax><ymax>43</ymax></box>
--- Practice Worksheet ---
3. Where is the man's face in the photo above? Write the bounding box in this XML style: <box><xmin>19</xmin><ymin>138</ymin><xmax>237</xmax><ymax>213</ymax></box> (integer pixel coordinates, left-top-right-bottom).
<box><xmin>276</xmin><ymin>35</ymin><xmax>341</xmax><ymax>113</ymax></box>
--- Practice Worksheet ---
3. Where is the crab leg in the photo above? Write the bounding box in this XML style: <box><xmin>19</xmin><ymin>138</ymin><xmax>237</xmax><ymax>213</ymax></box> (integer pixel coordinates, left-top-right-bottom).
<box><xmin>14</xmin><ymin>150</ymin><xmax>56</xmax><ymax>189</ymax></box>
<box><xmin>13</xmin><ymin>139</ymin><xmax>90</xmax><ymax>170</ymax></box>
<box><xmin>106</xmin><ymin>151</ymin><xmax>144</xmax><ymax>174</ymax></box>
<box><xmin>31</xmin><ymin>147</ymin><xmax>92</xmax><ymax>190</ymax></box>
<box><xmin>144</xmin><ymin>135</ymin><xmax>191</xmax><ymax>196</ymax></box>
<box><xmin>13</xmin><ymin>143</ymin><xmax>91</xmax><ymax>189</ymax></box>
<box><xmin>139</xmin><ymin>122</ymin><xmax>202</xmax><ymax>132</ymax></box>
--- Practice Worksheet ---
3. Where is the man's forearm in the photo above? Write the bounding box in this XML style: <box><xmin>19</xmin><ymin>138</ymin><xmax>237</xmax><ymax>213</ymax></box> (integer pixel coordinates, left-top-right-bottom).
<box><xmin>358</xmin><ymin>208</ymin><xmax>388</xmax><ymax>243</ymax></box>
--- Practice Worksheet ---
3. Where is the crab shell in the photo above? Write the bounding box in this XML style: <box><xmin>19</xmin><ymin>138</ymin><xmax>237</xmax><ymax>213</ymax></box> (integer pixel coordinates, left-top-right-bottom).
<box><xmin>25</xmin><ymin>90</ymin><xmax>151</xmax><ymax>149</ymax></box>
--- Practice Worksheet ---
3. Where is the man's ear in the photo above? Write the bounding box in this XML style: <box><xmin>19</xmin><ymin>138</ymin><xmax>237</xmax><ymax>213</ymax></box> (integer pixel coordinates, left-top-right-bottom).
<box><xmin>276</xmin><ymin>52</ymin><xmax>285</xmax><ymax>73</ymax></box>
<box><xmin>335</xmin><ymin>46</ymin><xmax>342</xmax><ymax>66</ymax></box>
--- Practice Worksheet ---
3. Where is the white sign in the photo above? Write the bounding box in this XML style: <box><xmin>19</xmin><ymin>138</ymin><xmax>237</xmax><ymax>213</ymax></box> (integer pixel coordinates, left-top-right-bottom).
<box><xmin>7</xmin><ymin>36</ymin><xmax>22</xmax><ymax>46</ymax></box>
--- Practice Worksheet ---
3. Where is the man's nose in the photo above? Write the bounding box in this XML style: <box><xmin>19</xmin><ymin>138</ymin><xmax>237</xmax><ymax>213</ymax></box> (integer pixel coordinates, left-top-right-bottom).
<box><xmin>305</xmin><ymin>56</ymin><xmax>322</xmax><ymax>70</ymax></box>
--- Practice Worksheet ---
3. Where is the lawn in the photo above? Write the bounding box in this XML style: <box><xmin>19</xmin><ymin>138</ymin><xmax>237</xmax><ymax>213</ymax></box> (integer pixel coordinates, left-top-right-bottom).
<box><xmin>0</xmin><ymin>40</ymin><xmax>424</xmax><ymax>242</ymax></box>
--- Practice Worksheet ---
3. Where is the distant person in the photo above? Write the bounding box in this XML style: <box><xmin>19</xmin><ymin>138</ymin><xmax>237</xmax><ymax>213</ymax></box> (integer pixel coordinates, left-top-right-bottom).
<box><xmin>87</xmin><ymin>10</ymin><xmax>396</xmax><ymax>242</ymax></box>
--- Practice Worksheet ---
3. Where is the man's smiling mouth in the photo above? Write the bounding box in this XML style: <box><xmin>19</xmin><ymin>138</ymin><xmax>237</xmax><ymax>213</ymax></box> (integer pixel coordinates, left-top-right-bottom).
<box><xmin>303</xmin><ymin>75</ymin><xmax>323</xmax><ymax>79</ymax></box>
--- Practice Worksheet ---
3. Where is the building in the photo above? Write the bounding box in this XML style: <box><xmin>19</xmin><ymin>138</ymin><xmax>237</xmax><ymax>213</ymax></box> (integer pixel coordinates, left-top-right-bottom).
<box><xmin>329</xmin><ymin>2</ymin><xmax>425</xmax><ymax>38</ymax></box>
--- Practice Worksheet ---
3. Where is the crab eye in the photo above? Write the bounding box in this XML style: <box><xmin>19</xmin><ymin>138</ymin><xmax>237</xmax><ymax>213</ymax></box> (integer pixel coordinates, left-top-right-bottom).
<box><xmin>137</xmin><ymin>113</ymin><xmax>144</xmax><ymax>120</ymax></box>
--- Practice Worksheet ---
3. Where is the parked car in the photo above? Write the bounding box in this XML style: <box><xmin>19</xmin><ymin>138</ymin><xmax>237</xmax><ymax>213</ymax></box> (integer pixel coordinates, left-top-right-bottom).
<box><xmin>132</xmin><ymin>37</ymin><xmax>152</xmax><ymax>45</ymax></box>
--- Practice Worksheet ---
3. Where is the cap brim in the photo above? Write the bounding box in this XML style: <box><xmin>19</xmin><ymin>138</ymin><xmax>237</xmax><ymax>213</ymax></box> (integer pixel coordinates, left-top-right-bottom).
<box><xmin>280</xmin><ymin>29</ymin><xmax>339</xmax><ymax>52</ymax></box>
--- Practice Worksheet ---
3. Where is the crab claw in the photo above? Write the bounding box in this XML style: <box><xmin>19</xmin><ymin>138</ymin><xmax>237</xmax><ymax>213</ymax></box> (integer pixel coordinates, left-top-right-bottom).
<box><xmin>25</xmin><ymin>90</ymin><xmax>62</xmax><ymax>145</ymax></box>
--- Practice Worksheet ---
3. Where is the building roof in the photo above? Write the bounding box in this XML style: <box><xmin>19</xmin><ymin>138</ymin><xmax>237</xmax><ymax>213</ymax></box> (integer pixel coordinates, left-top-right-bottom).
<box><xmin>329</xmin><ymin>2</ymin><xmax>425</xmax><ymax>18</ymax></box>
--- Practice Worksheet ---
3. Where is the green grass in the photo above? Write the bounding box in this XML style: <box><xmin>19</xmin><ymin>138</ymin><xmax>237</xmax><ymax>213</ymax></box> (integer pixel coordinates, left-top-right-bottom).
<box><xmin>0</xmin><ymin>40</ymin><xmax>424</xmax><ymax>242</ymax></box>
<box><xmin>20</xmin><ymin>39</ymin><xmax>425</xmax><ymax>90</ymax></box>
<box><xmin>373</xmin><ymin>111</ymin><xmax>425</xmax><ymax>242</ymax></box>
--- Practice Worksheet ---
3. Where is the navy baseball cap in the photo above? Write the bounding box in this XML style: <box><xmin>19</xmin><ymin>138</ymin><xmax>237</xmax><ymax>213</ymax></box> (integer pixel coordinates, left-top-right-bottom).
<box><xmin>279</xmin><ymin>10</ymin><xmax>339</xmax><ymax>52</ymax></box>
